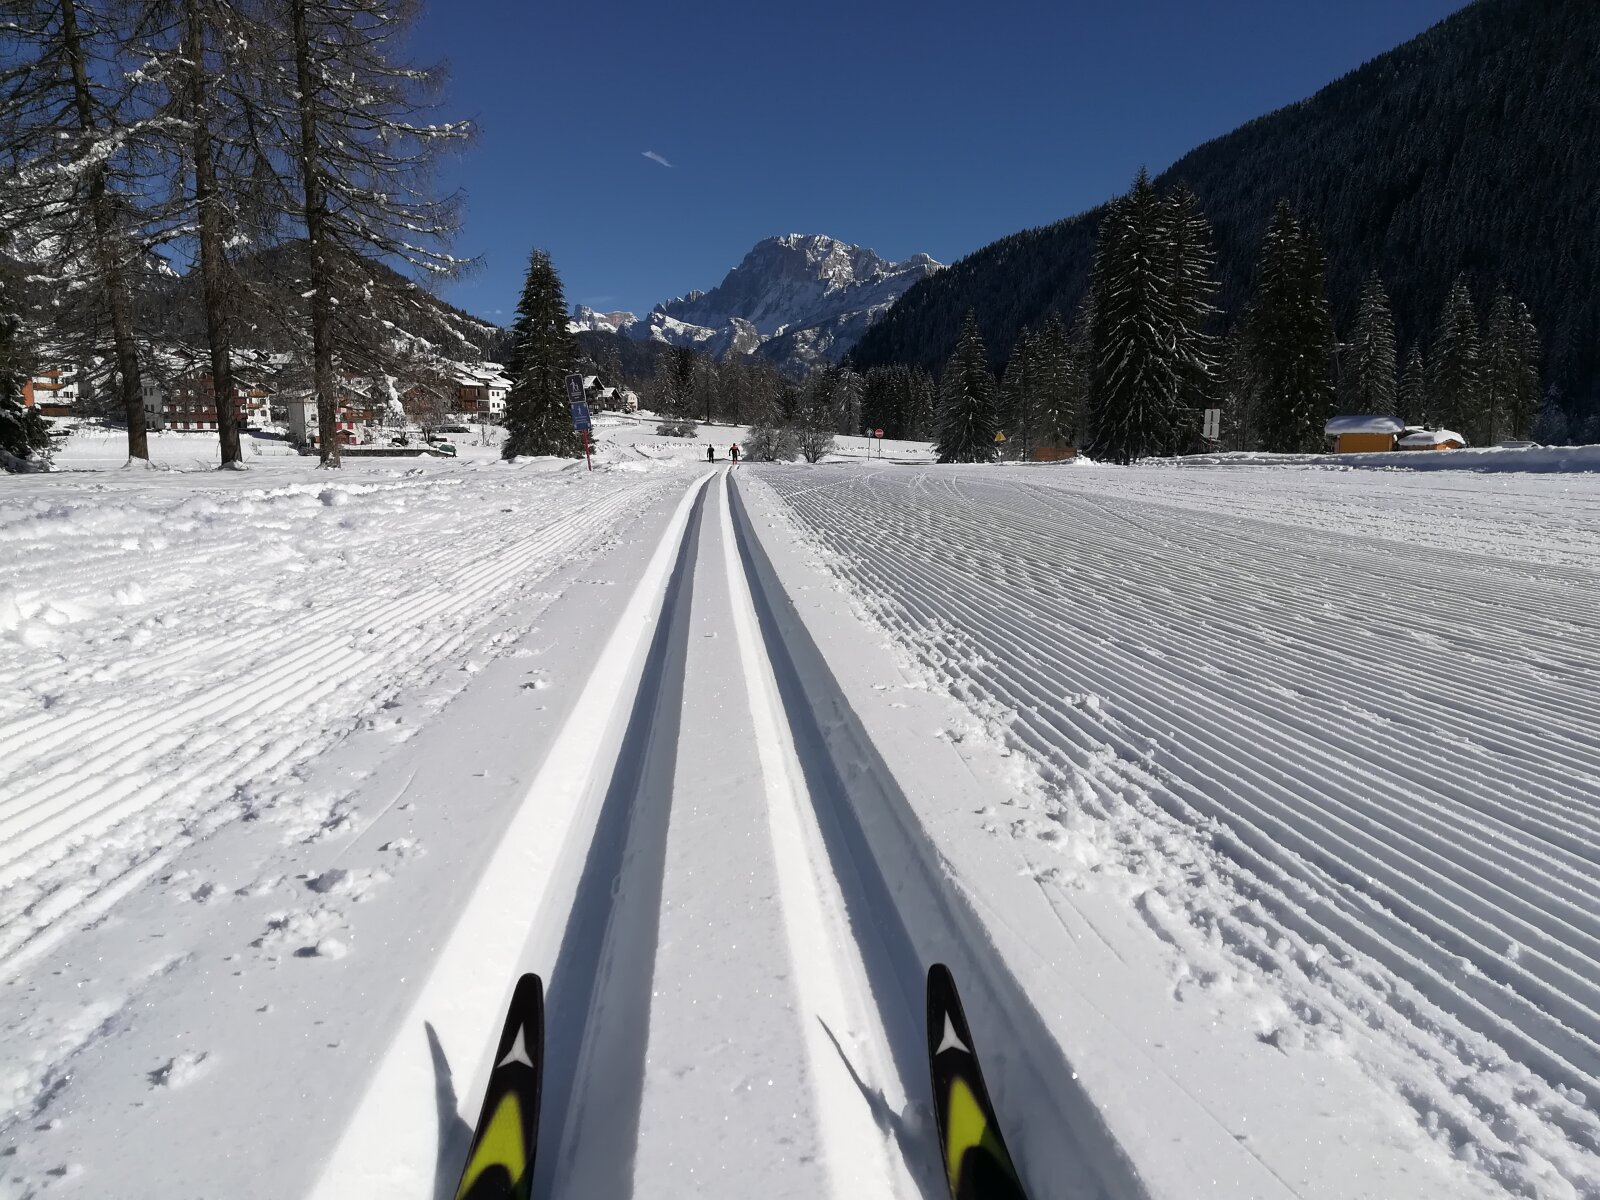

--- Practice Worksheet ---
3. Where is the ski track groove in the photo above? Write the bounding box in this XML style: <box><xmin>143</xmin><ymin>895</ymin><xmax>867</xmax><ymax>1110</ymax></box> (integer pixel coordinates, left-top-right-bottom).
<box><xmin>756</xmin><ymin>466</ymin><xmax>1600</xmax><ymax>1194</ymax></box>
<box><xmin>0</xmin><ymin>477</ymin><xmax>671</xmax><ymax>975</ymax></box>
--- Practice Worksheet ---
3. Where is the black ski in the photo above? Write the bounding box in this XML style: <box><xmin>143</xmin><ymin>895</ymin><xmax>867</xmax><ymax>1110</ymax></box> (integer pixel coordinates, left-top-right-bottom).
<box><xmin>927</xmin><ymin>963</ymin><xmax>1029</xmax><ymax>1200</ymax></box>
<box><xmin>453</xmin><ymin>973</ymin><xmax>544</xmax><ymax>1200</ymax></box>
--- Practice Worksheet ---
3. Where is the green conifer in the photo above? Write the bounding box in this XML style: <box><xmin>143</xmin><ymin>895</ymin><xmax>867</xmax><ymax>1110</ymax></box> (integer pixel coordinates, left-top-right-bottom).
<box><xmin>1348</xmin><ymin>271</ymin><xmax>1398</xmax><ymax>414</ymax></box>
<box><xmin>1249</xmin><ymin>200</ymin><xmax>1337</xmax><ymax>453</ymax></box>
<box><xmin>936</xmin><ymin>312</ymin><xmax>999</xmax><ymax>463</ymax></box>
<box><xmin>1427</xmin><ymin>275</ymin><xmax>1482</xmax><ymax>439</ymax></box>
<box><xmin>503</xmin><ymin>249</ymin><xmax>582</xmax><ymax>459</ymax></box>
<box><xmin>1398</xmin><ymin>343</ymin><xmax>1428</xmax><ymax>425</ymax></box>
<box><xmin>1087</xmin><ymin>170</ymin><xmax>1184</xmax><ymax>463</ymax></box>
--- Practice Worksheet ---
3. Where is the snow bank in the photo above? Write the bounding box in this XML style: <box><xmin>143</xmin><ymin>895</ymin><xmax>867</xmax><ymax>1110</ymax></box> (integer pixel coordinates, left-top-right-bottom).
<box><xmin>1172</xmin><ymin>443</ymin><xmax>1600</xmax><ymax>473</ymax></box>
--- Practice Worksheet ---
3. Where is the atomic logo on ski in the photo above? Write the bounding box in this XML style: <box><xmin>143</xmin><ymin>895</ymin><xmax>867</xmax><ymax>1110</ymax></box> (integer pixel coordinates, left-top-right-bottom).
<box><xmin>454</xmin><ymin>973</ymin><xmax>544</xmax><ymax>1200</ymax></box>
<box><xmin>927</xmin><ymin>963</ymin><xmax>1029</xmax><ymax>1200</ymax></box>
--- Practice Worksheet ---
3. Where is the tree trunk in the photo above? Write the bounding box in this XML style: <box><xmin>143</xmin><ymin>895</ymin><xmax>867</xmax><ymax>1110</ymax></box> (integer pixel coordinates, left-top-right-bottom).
<box><xmin>60</xmin><ymin>0</ymin><xmax>147</xmax><ymax>462</ymax></box>
<box><xmin>184</xmin><ymin>1</ymin><xmax>241</xmax><ymax>467</ymax></box>
<box><xmin>290</xmin><ymin>0</ymin><xmax>339</xmax><ymax>467</ymax></box>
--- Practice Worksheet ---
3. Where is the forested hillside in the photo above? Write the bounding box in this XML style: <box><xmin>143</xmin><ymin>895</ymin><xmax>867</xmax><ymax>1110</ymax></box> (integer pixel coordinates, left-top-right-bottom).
<box><xmin>851</xmin><ymin>0</ymin><xmax>1600</xmax><ymax>437</ymax></box>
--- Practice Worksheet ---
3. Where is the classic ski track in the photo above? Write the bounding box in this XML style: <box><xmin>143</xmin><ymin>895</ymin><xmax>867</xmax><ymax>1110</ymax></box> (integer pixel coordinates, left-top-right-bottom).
<box><xmin>716</xmin><ymin>471</ymin><xmax>912</xmax><ymax>1200</ymax></box>
<box><xmin>728</xmin><ymin>475</ymin><xmax>1151</xmax><ymax>1200</ymax></box>
<box><xmin>757</xmin><ymin>467</ymin><xmax>1600</xmax><ymax>1191</ymax></box>
<box><xmin>307</xmin><ymin>473</ymin><xmax>713</xmax><ymax>1200</ymax></box>
<box><xmin>0</xmin><ymin>478</ymin><xmax>670</xmax><ymax>975</ymax></box>
<box><xmin>531</xmin><ymin>477</ymin><xmax>709</xmax><ymax>1199</ymax></box>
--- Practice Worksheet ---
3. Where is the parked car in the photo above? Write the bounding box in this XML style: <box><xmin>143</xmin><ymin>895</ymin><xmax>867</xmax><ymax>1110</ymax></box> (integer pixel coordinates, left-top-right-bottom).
<box><xmin>431</xmin><ymin>441</ymin><xmax>457</xmax><ymax>457</ymax></box>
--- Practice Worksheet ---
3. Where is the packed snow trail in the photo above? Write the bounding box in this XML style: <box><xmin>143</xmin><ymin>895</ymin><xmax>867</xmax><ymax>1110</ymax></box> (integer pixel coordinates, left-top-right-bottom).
<box><xmin>317</xmin><ymin>469</ymin><xmax>1146</xmax><ymax>1200</ymax></box>
<box><xmin>752</xmin><ymin>464</ymin><xmax>1600</xmax><ymax>1197</ymax></box>
<box><xmin>309</xmin><ymin>473</ymin><xmax>714</xmax><ymax>1197</ymax></box>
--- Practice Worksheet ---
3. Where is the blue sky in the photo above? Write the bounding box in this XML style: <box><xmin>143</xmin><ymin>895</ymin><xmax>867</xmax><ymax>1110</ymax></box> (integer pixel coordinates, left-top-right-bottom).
<box><xmin>411</xmin><ymin>0</ymin><xmax>1470</xmax><ymax>325</ymax></box>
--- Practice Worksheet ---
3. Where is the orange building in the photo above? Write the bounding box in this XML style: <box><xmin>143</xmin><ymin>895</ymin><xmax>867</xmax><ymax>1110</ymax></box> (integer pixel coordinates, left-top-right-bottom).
<box><xmin>1324</xmin><ymin>415</ymin><xmax>1405</xmax><ymax>452</ymax></box>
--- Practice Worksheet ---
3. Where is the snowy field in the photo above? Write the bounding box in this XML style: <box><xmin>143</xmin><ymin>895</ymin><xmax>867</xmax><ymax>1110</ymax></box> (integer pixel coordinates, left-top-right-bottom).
<box><xmin>3</xmin><ymin>433</ymin><xmax>1600</xmax><ymax>1199</ymax></box>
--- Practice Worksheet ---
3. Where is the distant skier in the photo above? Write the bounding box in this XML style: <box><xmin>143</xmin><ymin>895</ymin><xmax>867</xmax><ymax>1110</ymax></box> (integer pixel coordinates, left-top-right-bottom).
<box><xmin>706</xmin><ymin>445</ymin><xmax>716</xmax><ymax>463</ymax></box>
<box><xmin>729</xmin><ymin>443</ymin><xmax>740</xmax><ymax>462</ymax></box>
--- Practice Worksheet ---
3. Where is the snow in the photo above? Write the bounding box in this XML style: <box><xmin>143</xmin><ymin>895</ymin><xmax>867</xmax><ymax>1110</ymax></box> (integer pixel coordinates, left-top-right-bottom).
<box><xmin>1398</xmin><ymin>428</ymin><xmax>1465</xmax><ymax>447</ymax></box>
<box><xmin>1324</xmin><ymin>414</ymin><xmax>1405</xmax><ymax>435</ymax></box>
<box><xmin>1167</xmin><ymin>442</ymin><xmax>1600</xmax><ymax>475</ymax></box>
<box><xmin>4</xmin><ymin>435</ymin><xmax>1599</xmax><ymax>1198</ymax></box>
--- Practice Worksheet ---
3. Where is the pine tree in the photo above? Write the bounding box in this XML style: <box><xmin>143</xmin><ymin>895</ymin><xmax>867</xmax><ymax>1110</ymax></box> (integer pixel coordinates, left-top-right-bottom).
<box><xmin>502</xmin><ymin>250</ymin><xmax>582</xmax><ymax>459</ymax></box>
<box><xmin>936</xmin><ymin>312</ymin><xmax>999</xmax><ymax>463</ymax></box>
<box><xmin>1217</xmin><ymin>329</ymin><xmax>1258</xmax><ymax>451</ymax></box>
<box><xmin>281</xmin><ymin>0</ymin><xmax>471</xmax><ymax>466</ymax></box>
<box><xmin>1427</xmin><ymin>275</ymin><xmax>1482</xmax><ymax>438</ymax></box>
<box><xmin>1248</xmin><ymin>200</ymin><xmax>1337</xmax><ymax>453</ymax></box>
<box><xmin>1087</xmin><ymin>170</ymin><xmax>1184</xmax><ymax>463</ymax></box>
<box><xmin>1398</xmin><ymin>343</ymin><xmax>1428</xmax><ymax>424</ymax></box>
<box><xmin>1512</xmin><ymin>301</ymin><xmax>1543</xmax><ymax>440</ymax></box>
<box><xmin>0</xmin><ymin>0</ymin><xmax>154</xmax><ymax>462</ymax></box>
<box><xmin>1033</xmin><ymin>313</ymin><xmax>1081</xmax><ymax>451</ymax></box>
<box><xmin>861</xmin><ymin>366</ymin><xmax>898</xmax><ymax>438</ymax></box>
<box><xmin>0</xmin><ymin>275</ymin><xmax>49</xmax><ymax>469</ymax></box>
<box><xmin>1480</xmin><ymin>286</ymin><xmax>1522</xmax><ymax>446</ymax></box>
<box><xmin>1347</xmin><ymin>271</ymin><xmax>1398</xmax><ymax>414</ymax></box>
<box><xmin>905</xmin><ymin>366</ymin><xmax>938</xmax><ymax>440</ymax></box>
<box><xmin>1164</xmin><ymin>183</ymin><xmax>1220</xmax><ymax>437</ymax></box>
<box><xmin>999</xmin><ymin>328</ymin><xmax>1038</xmax><ymax>459</ymax></box>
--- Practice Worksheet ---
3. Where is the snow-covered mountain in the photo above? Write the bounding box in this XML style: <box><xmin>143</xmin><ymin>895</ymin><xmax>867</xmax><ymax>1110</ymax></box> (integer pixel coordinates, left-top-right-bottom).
<box><xmin>570</xmin><ymin>234</ymin><xmax>941</xmax><ymax>374</ymax></box>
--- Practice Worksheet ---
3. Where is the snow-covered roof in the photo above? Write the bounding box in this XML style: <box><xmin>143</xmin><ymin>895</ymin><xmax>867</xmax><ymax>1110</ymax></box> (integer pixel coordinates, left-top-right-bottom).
<box><xmin>1399</xmin><ymin>429</ymin><xmax>1465</xmax><ymax>447</ymax></box>
<box><xmin>1325</xmin><ymin>415</ymin><xmax>1405</xmax><ymax>437</ymax></box>
<box><xmin>582</xmin><ymin>375</ymin><xmax>600</xmax><ymax>388</ymax></box>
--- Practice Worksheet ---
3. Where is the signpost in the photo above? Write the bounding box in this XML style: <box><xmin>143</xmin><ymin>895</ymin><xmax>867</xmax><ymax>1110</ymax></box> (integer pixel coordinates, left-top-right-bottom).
<box><xmin>874</xmin><ymin>427</ymin><xmax>884</xmax><ymax>459</ymax></box>
<box><xmin>566</xmin><ymin>373</ymin><xmax>592</xmax><ymax>471</ymax></box>
<box><xmin>1202</xmin><ymin>407</ymin><xmax>1222</xmax><ymax>444</ymax></box>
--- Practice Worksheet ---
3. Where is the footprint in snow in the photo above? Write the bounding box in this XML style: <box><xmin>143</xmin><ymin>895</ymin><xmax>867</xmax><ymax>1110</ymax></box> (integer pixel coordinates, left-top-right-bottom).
<box><xmin>148</xmin><ymin>1050</ymin><xmax>210</xmax><ymax>1089</ymax></box>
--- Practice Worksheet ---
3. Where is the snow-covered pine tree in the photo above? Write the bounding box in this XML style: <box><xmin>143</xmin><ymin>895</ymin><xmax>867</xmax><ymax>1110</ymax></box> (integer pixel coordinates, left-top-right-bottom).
<box><xmin>861</xmin><ymin>365</ymin><xmax>897</xmax><ymax>438</ymax></box>
<box><xmin>280</xmin><ymin>0</ymin><xmax>472</xmax><ymax>466</ymax></box>
<box><xmin>1427</xmin><ymin>275</ymin><xmax>1482</xmax><ymax>439</ymax></box>
<box><xmin>1087</xmin><ymin>170</ymin><xmax>1183</xmax><ymax>464</ymax></box>
<box><xmin>1164</xmin><ymin>183</ymin><xmax>1219</xmax><ymax>448</ymax></box>
<box><xmin>905</xmin><ymin>366</ymin><xmax>938</xmax><ymax>440</ymax></box>
<box><xmin>1512</xmin><ymin>301</ymin><xmax>1543</xmax><ymax>440</ymax></box>
<box><xmin>1480</xmin><ymin>286</ymin><xmax>1520</xmax><ymax>445</ymax></box>
<box><xmin>1347</xmin><ymin>271</ymin><xmax>1398</xmax><ymax>414</ymax></box>
<box><xmin>0</xmin><ymin>0</ymin><xmax>154</xmax><ymax>462</ymax></box>
<box><xmin>1480</xmin><ymin>290</ymin><xmax>1546</xmax><ymax>443</ymax></box>
<box><xmin>134</xmin><ymin>0</ymin><xmax>284</xmax><ymax>467</ymax></box>
<box><xmin>999</xmin><ymin>329</ymin><xmax>1038</xmax><ymax>459</ymax></box>
<box><xmin>0</xmin><ymin>273</ymin><xmax>49</xmax><ymax>470</ymax></box>
<box><xmin>1217</xmin><ymin>329</ymin><xmax>1258</xmax><ymax>451</ymax></box>
<box><xmin>935</xmin><ymin>311</ymin><xmax>999</xmax><ymax>463</ymax></box>
<box><xmin>502</xmin><ymin>249</ymin><xmax>582</xmax><ymax>459</ymax></box>
<box><xmin>1032</xmin><ymin>313</ymin><xmax>1081</xmax><ymax>452</ymax></box>
<box><xmin>1248</xmin><ymin>200</ymin><xmax>1337</xmax><ymax>453</ymax></box>
<box><xmin>1398</xmin><ymin>343</ymin><xmax>1429</xmax><ymax>425</ymax></box>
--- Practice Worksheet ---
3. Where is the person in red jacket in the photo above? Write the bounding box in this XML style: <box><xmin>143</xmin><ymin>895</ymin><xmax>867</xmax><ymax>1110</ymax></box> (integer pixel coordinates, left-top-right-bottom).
<box><xmin>729</xmin><ymin>443</ymin><xmax>740</xmax><ymax>462</ymax></box>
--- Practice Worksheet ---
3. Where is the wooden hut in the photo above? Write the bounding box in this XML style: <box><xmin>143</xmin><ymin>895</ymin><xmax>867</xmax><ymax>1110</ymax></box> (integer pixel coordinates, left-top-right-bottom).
<box><xmin>1398</xmin><ymin>429</ymin><xmax>1466</xmax><ymax>451</ymax></box>
<box><xmin>1324</xmin><ymin>415</ymin><xmax>1405</xmax><ymax>453</ymax></box>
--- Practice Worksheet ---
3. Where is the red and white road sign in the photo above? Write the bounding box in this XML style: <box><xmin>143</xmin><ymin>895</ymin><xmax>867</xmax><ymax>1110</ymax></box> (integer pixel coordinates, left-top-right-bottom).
<box><xmin>873</xmin><ymin>428</ymin><xmax>884</xmax><ymax>439</ymax></box>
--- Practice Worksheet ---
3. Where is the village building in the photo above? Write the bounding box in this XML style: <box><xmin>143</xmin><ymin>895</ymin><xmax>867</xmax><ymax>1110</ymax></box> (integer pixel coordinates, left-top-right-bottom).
<box><xmin>142</xmin><ymin>372</ymin><xmax>252</xmax><ymax>432</ymax></box>
<box><xmin>1325</xmin><ymin>414</ymin><xmax>1406</xmax><ymax>453</ymax></box>
<box><xmin>29</xmin><ymin>366</ymin><xmax>79</xmax><ymax>417</ymax></box>
<box><xmin>454</xmin><ymin>365</ymin><xmax>511</xmax><ymax>419</ymax></box>
<box><xmin>583</xmin><ymin>378</ymin><xmax>639</xmax><ymax>413</ymax></box>
<box><xmin>284</xmin><ymin>378</ymin><xmax>384</xmax><ymax>449</ymax></box>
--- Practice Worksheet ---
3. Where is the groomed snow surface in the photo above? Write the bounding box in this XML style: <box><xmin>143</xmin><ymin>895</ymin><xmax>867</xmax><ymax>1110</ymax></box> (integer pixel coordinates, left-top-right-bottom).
<box><xmin>3</xmin><ymin>429</ymin><xmax>1599</xmax><ymax>1199</ymax></box>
